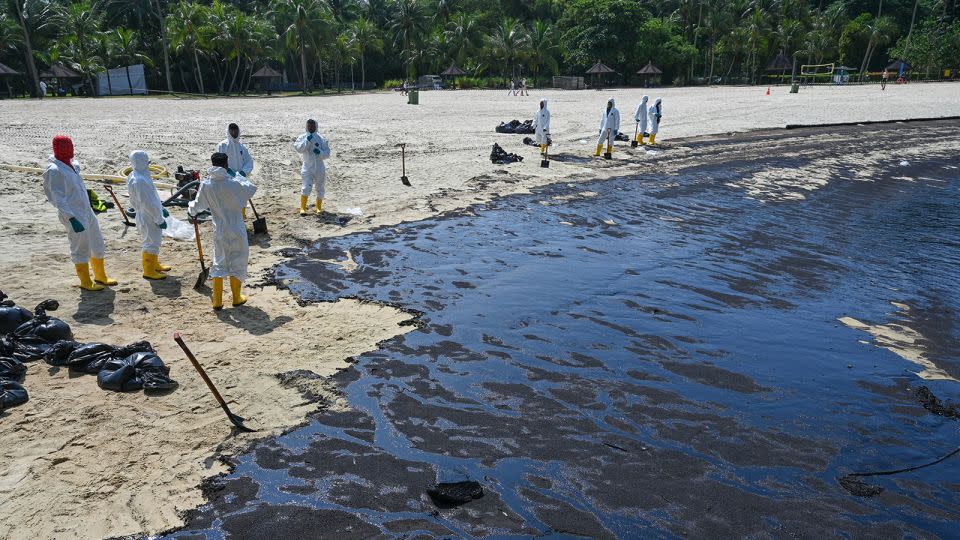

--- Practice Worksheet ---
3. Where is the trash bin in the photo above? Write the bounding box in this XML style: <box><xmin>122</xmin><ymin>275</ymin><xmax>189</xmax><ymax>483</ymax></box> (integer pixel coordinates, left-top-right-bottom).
<box><xmin>790</xmin><ymin>83</ymin><xmax>799</xmax><ymax>94</ymax></box>
<box><xmin>408</xmin><ymin>89</ymin><xmax>419</xmax><ymax>105</ymax></box>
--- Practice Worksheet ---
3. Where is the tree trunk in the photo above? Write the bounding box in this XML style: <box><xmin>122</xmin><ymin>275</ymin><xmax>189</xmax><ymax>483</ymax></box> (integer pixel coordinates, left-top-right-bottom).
<box><xmin>902</xmin><ymin>0</ymin><xmax>919</xmax><ymax>58</ymax></box>
<box><xmin>194</xmin><ymin>49</ymin><xmax>205</xmax><ymax>94</ymax></box>
<box><xmin>153</xmin><ymin>0</ymin><xmax>173</xmax><ymax>92</ymax></box>
<box><xmin>13</xmin><ymin>2</ymin><xmax>41</xmax><ymax>97</ymax></box>
<box><xmin>361</xmin><ymin>51</ymin><xmax>366</xmax><ymax>89</ymax></box>
<box><xmin>300</xmin><ymin>39</ymin><xmax>308</xmax><ymax>93</ymax></box>
<box><xmin>228</xmin><ymin>56</ymin><xmax>241</xmax><ymax>94</ymax></box>
<box><xmin>126</xmin><ymin>65</ymin><xmax>134</xmax><ymax>95</ymax></box>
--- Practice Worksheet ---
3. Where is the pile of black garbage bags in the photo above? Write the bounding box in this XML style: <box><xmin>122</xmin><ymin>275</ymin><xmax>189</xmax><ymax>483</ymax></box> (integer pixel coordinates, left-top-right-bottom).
<box><xmin>490</xmin><ymin>143</ymin><xmax>524</xmax><ymax>165</ymax></box>
<box><xmin>495</xmin><ymin>119</ymin><xmax>535</xmax><ymax>134</ymax></box>
<box><xmin>0</xmin><ymin>291</ymin><xmax>176</xmax><ymax>414</ymax></box>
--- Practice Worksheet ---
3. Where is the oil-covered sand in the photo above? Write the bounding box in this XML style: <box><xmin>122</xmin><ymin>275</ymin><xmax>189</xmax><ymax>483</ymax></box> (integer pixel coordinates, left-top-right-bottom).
<box><xmin>171</xmin><ymin>120</ymin><xmax>960</xmax><ymax>538</ymax></box>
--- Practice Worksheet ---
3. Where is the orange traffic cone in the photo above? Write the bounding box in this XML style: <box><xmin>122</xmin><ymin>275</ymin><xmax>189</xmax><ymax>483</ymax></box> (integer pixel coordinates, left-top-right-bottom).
<box><xmin>766</xmin><ymin>86</ymin><xmax>771</xmax><ymax>96</ymax></box>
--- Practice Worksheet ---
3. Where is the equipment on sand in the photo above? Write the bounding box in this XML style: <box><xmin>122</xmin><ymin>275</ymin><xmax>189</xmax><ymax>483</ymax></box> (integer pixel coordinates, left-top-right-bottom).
<box><xmin>249</xmin><ymin>200</ymin><xmax>267</xmax><ymax>234</ymax></box>
<box><xmin>191</xmin><ymin>218</ymin><xmax>210</xmax><ymax>290</ymax></box>
<box><xmin>103</xmin><ymin>185</ymin><xmax>136</xmax><ymax>227</ymax></box>
<box><xmin>396</xmin><ymin>143</ymin><xmax>411</xmax><ymax>186</ymax></box>
<box><xmin>173</xmin><ymin>333</ymin><xmax>256</xmax><ymax>432</ymax></box>
<box><xmin>541</xmin><ymin>145</ymin><xmax>550</xmax><ymax>168</ymax></box>
<box><xmin>0</xmin><ymin>163</ymin><xmax>177</xmax><ymax>190</ymax></box>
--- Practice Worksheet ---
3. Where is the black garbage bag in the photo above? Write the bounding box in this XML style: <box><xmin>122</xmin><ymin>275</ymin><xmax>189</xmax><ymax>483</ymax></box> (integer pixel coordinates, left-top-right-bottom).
<box><xmin>44</xmin><ymin>340</ymin><xmax>81</xmax><ymax>366</ymax></box>
<box><xmin>67</xmin><ymin>342</ymin><xmax>117</xmax><ymax>374</ymax></box>
<box><xmin>0</xmin><ymin>291</ymin><xmax>32</xmax><ymax>335</ymax></box>
<box><xmin>0</xmin><ymin>379</ymin><xmax>28</xmax><ymax>410</ymax></box>
<box><xmin>97</xmin><ymin>350</ymin><xmax>177</xmax><ymax>392</ymax></box>
<box><xmin>490</xmin><ymin>143</ymin><xmax>523</xmax><ymax>165</ymax></box>
<box><xmin>615</xmin><ymin>132</ymin><xmax>630</xmax><ymax>142</ymax></box>
<box><xmin>0</xmin><ymin>358</ymin><xmax>27</xmax><ymax>380</ymax></box>
<box><xmin>12</xmin><ymin>300</ymin><xmax>72</xmax><ymax>344</ymax></box>
<box><xmin>495</xmin><ymin>119</ymin><xmax>535</xmax><ymax>134</ymax></box>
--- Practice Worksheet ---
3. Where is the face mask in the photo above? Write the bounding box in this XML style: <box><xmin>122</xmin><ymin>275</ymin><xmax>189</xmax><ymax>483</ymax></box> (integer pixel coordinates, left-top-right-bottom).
<box><xmin>307</xmin><ymin>124</ymin><xmax>317</xmax><ymax>133</ymax></box>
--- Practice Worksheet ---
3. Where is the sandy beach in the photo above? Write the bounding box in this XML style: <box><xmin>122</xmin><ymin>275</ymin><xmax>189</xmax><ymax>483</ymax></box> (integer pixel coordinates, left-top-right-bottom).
<box><xmin>1</xmin><ymin>82</ymin><xmax>959</xmax><ymax>539</ymax></box>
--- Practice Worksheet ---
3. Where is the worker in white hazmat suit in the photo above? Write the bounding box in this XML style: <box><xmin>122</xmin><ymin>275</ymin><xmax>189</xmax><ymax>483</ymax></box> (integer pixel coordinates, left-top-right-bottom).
<box><xmin>126</xmin><ymin>150</ymin><xmax>171</xmax><ymax>280</ymax></box>
<box><xmin>595</xmin><ymin>97</ymin><xmax>620</xmax><ymax>158</ymax></box>
<box><xmin>634</xmin><ymin>95</ymin><xmax>649</xmax><ymax>145</ymax></box>
<box><xmin>216</xmin><ymin>123</ymin><xmax>254</xmax><ymax>218</ymax></box>
<box><xmin>533</xmin><ymin>100</ymin><xmax>551</xmax><ymax>156</ymax></box>
<box><xmin>43</xmin><ymin>135</ymin><xmax>117</xmax><ymax>291</ymax></box>
<box><xmin>648</xmin><ymin>97</ymin><xmax>662</xmax><ymax>145</ymax></box>
<box><xmin>188</xmin><ymin>152</ymin><xmax>258</xmax><ymax>310</ymax></box>
<box><xmin>293</xmin><ymin>118</ymin><xmax>331</xmax><ymax>216</ymax></box>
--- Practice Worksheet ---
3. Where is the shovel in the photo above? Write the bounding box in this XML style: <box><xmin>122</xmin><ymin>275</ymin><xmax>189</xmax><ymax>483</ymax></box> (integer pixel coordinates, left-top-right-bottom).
<box><xmin>248</xmin><ymin>200</ymin><xmax>267</xmax><ymax>234</ymax></box>
<box><xmin>631</xmin><ymin>123</ymin><xmax>639</xmax><ymax>148</ymax></box>
<box><xmin>173</xmin><ymin>333</ymin><xmax>256</xmax><ymax>432</ymax></box>
<box><xmin>396</xmin><ymin>143</ymin><xmax>411</xmax><ymax>186</ymax></box>
<box><xmin>191</xmin><ymin>218</ymin><xmax>210</xmax><ymax>290</ymax></box>
<box><xmin>540</xmin><ymin>143</ymin><xmax>550</xmax><ymax>168</ymax></box>
<box><xmin>104</xmin><ymin>185</ymin><xmax>136</xmax><ymax>227</ymax></box>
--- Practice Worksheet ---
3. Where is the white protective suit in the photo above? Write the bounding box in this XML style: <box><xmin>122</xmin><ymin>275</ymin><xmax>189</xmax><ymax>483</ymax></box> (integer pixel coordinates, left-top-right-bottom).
<box><xmin>533</xmin><ymin>100</ymin><xmax>551</xmax><ymax>146</ymax></box>
<box><xmin>215</xmin><ymin>127</ymin><xmax>255</xmax><ymax>178</ymax></box>
<box><xmin>597</xmin><ymin>97</ymin><xmax>621</xmax><ymax>147</ymax></box>
<box><xmin>294</xmin><ymin>124</ymin><xmax>332</xmax><ymax>198</ymax></box>
<box><xmin>43</xmin><ymin>156</ymin><xmax>106</xmax><ymax>264</ymax></box>
<box><xmin>126</xmin><ymin>151</ymin><xmax>166</xmax><ymax>254</ymax></box>
<box><xmin>648</xmin><ymin>98</ymin><xmax>662</xmax><ymax>135</ymax></box>
<box><xmin>634</xmin><ymin>95</ymin><xmax>649</xmax><ymax>135</ymax></box>
<box><xmin>188</xmin><ymin>167</ymin><xmax>257</xmax><ymax>280</ymax></box>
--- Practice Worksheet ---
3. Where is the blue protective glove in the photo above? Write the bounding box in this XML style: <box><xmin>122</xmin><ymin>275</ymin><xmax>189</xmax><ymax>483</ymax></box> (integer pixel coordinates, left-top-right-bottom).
<box><xmin>162</xmin><ymin>208</ymin><xmax>169</xmax><ymax>218</ymax></box>
<box><xmin>238</xmin><ymin>170</ymin><xmax>246</xmax><ymax>177</ymax></box>
<box><xmin>307</xmin><ymin>133</ymin><xmax>314</xmax><ymax>141</ymax></box>
<box><xmin>158</xmin><ymin>221</ymin><xmax>167</xmax><ymax>230</ymax></box>
<box><xmin>313</xmin><ymin>148</ymin><xmax>321</xmax><ymax>155</ymax></box>
<box><xmin>69</xmin><ymin>217</ymin><xmax>85</xmax><ymax>233</ymax></box>
<box><xmin>226</xmin><ymin>167</ymin><xmax>235</xmax><ymax>176</ymax></box>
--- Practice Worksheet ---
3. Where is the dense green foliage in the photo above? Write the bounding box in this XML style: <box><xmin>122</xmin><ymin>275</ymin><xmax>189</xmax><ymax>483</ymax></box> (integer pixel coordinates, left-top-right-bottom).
<box><xmin>1</xmin><ymin>0</ymin><xmax>958</xmax><ymax>96</ymax></box>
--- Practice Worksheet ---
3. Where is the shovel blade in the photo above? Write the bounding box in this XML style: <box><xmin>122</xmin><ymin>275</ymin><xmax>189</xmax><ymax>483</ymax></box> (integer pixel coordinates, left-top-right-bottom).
<box><xmin>252</xmin><ymin>218</ymin><xmax>267</xmax><ymax>235</ymax></box>
<box><xmin>631</xmin><ymin>141</ymin><xmax>638</xmax><ymax>148</ymax></box>
<box><xmin>228</xmin><ymin>412</ymin><xmax>257</xmax><ymax>432</ymax></box>
<box><xmin>193</xmin><ymin>268</ymin><xmax>209</xmax><ymax>291</ymax></box>
<box><xmin>401</xmin><ymin>176</ymin><xmax>411</xmax><ymax>187</ymax></box>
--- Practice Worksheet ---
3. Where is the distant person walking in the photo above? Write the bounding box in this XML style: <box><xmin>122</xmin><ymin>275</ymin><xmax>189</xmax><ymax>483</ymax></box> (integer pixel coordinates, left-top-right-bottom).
<box><xmin>507</xmin><ymin>79</ymin><xmax>516</xmax><ymax>96</ymax></box>
<box><xmin>39</xmin><ymin>80</ymin><xmax>46</xmax><ymax>100</ymax></box>
<box><xmin>881</xmin><ymin>69</ymin><xmax>889</xmax><ymax>91</ymax></box>
<box><xmin>520</xmin><ymin>78</ymin><xmax>529</xmax><ymax>96</ymax></box>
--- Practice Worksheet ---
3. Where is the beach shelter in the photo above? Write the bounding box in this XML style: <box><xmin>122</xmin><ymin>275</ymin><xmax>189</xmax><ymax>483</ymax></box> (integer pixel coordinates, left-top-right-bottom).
<box><xmin>251</xmin><ymin>65</ymin><xmax>282</xmax><ymax>94</ymax></box>
<box><xmin>441</xmin><ymin>65</ymin><xmax>466</xmax><ymax>77</ymax></box>
<box><xmin>765</xmin><ymin>53</ymin><xmax>792</xmax><ymax>83</ymax></box>
<box><xmin>0</xmin><ymin>62</ymin><xmax>20</xmax><ymax>98</ymax></box>
<box><xmin>586</xmin><ymin>61</ymin><xmax>616</xmax><ymax>88</ymax></box>
<box><xmin>636</xmin><ymin>61</ymin><xmax>662</xmax><ymax>86</ymax></box>
<box><xmin>40</xmin><ymin>62</ymin><xmax>82</xmax><ymax>94</ymax></box>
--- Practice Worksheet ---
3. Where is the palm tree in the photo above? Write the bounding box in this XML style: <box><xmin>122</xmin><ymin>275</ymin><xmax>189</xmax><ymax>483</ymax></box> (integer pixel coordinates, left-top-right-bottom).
<box><xmin>330</xmin><ymin>30</ymin><xmax>358</xmax><ymax>91</ymax></box>
<box><xmin>277</xmin><ymin>0</ymin><xmax>326</xmax><ymax>92</ymax></box>
<box><xmin>167</xmin><ymin>1</ymin><xmax>210</xmax><ymax>94</ymax></box>
<box><xmin>859</xmin><ymin>15</ymin><xmax>897</xmax><ymax>75</ymax></box>
<box><xmin>53</xmin><ymin>0</ymin><xmax>106</xmax><ymax>95</ymax></box>
<box><xmin>6</xmin><ymin>0</ymin><xmax>50</xmax><ymax>96</ymax></box>
<box><xmin>527</xmin><ymin>20</ymin><xmax>558</xmax><ymax>78</ymax></box>
<box><xmin>443</xmin><ymin>12</ymin><xmax>479</xmax><ymax>66</ymax></box>
<box><xmin>484</xmin><ymin>18</ymin><xmax>529</xmax><ymax>81</ymax></box>
<box><xmin>114</xmin><ymin>27</ymin><xmax>151</xmax><ymax>94</ymax></box>
<box><xmin>389</xmin><ymin>0</ymin><xmax>429</xmax><ymax>77</ymax></box>
<box><xmin>350</xmin><ymin>16</ymin><xmax>382</xmax><ymax>89</ymax></box>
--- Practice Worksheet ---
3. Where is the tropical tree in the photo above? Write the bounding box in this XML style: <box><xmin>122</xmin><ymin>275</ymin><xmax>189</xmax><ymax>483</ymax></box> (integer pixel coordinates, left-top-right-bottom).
<box><xmin>527</xmin><ymin>19</ymin><xmax>559</xmax><ymax>78</ymax></box>
<box><xmin>5</xmin><ymin>0</ymin><xmax>49</xmax><ymax>96</ymax></box>
<box><xmin>390</xmin><ymin>0</ymin><xmax>429</xmax><ymax>77</ymax></box>
<box><xmin>859</xmin><ymin>15</ymin><xmax>898</xmax><ymax>75</ymax></box>
<box><xmin>53</xmin><ymin>0</ymin><xmax>106</xmax><ymax>95</ymax></box>
<box><xmin>113</xmin><ymin>28</ymin><xmax>151</xmax><ymax>94</ymax></box>
<box><xmin>443</xmin><ymin>12</ymin><xmax>479</xmax><ymax>66</ymax></box>
<box><xmin>351</xmin><ymin>16</ymin><xmax>382</xmax><ymax>89</ymax></box>
<box><xmin>277</xmin><ymin>0</ymin><xmax>326</xmax><ymax>92</ymax></box>
<box><xmin>485</xmin><ymin>17</ymin><xmax>529</xmax><ymax>79</ymax></box>
<box><xmin>167</xmin><ymin>1</ymin><xmax>210</xmax><ymax>93</ymax></box>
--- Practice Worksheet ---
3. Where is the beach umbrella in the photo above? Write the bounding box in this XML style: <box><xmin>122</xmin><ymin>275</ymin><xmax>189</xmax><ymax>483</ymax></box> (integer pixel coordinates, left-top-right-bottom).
<box><xmin>586</xmin><ymin>61</ymin><xmax>615</xmax><ymax>88</ymax></box>
<box><xmin>39</xmin><ymin>62</ymin><xmax>82</xmax><ymax>79</ymax></box>
<box><xmin>251</xmin><ymin>65</ymin><xmax>282</xmax><ymax>94</ymax></box>
<box><xmin>636</xmin><ymin>61</ymin><xmax>662</xmax><ymax>75</ymax></box>
<box><xmin>886</xmin><ymin>59</ymin><xmax>911</xmax><ymax>78</ymax></box>
<box><xmin>765</xmin><ymin>53</ymin><xmax>792</xmax><ymax>83</ymax></box>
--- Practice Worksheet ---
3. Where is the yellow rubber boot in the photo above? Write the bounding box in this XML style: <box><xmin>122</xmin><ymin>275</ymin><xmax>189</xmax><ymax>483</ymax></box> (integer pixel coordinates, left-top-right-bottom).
<box><xmin>315</xmin><ymin>198</ymin><xmax>323</xmax><ymax>215</ymax></box>
<box><xmin>649</xmin><ymin>134</ymin><xmax>657</xmax><ymax>145</ymax></box>
<box><xmin>90</xmin><ymin>257</ymin><xmax>117</xmax><ymax>286</ymax></box>
<box><xmin>299</xmin><ymin>195</ymin><xmax>308</xmax><ymax>216</ymax></box>
<box><xmin>594</xmin><ymin>144</ymin><xmax>603</xmax><ymax>157</ymax></box>
<box><xmin>75</xmin><ymin>263</ymin><xmax>104</xmax><ymax>291</ymax></box>
<box><xmin>142</xmin><ymin>253</ymin><xmax>167</xmax><ymax>280</ymax></box>
<box><xmin>638</xmin><ymin>134</ymin><xmax>645</xmax><ymax>145</ymax></box>
<box><xmin>156</xmin><ymin>258</ymin><xmax>172</xmax><ymax>272</ymax></box>
<box><xmin>540</xmin><ymin>144</ymin><xmax>546</xmax><ymax>155</ymax></box>
<box><xmin>212</xmin><ymin>277</ymin><xmax>224</xmax><ymax>310</ymax></box>
<box><xmin>241</xmin><ymin>207</ymin><xmax>247</xmax><ymax>220</ymax></box>
<box><xmin>607</xmin><ymin>144</ymin><xmax>614</xmax><ymax>156</ymax></box>
<box><xmin>230</xmin><ymin>277</ymin><xmax>247</xmax><ymax>306</ymax></box>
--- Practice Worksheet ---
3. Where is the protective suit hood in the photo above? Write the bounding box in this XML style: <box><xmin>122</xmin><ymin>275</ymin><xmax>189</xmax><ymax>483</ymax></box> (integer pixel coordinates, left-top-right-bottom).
<box><xmin>208</xmin><ymin>166</ymin><xmax>232</xmax><ymax>181</ymax></box>
<box><xmin>540</xmin><ymin>100</ymin><xmax>548</xmax><ymax>109</ymax></box>
<box><xmin>607</xmin><ymin>97</ymin><xmax>616</xmax><ymax>108</ymax></box>
<box><xmin>130</xmin><ymin>150</ymin><xmax>150</xmax><ymax>173</ymax></box>
<box><xmin>654</xmin><ymin>97</ymin><xmax>662</xmax><ymax>105</ymax></box>
<box><xmin>226</xmin><ymin>124</ymin><xmax>240</xmax><ymax>141</ymax></box>
<box><xmin>641</xmin><ymin>95</ymin><xmax>649</xmax><ymax>105</ymax></box>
